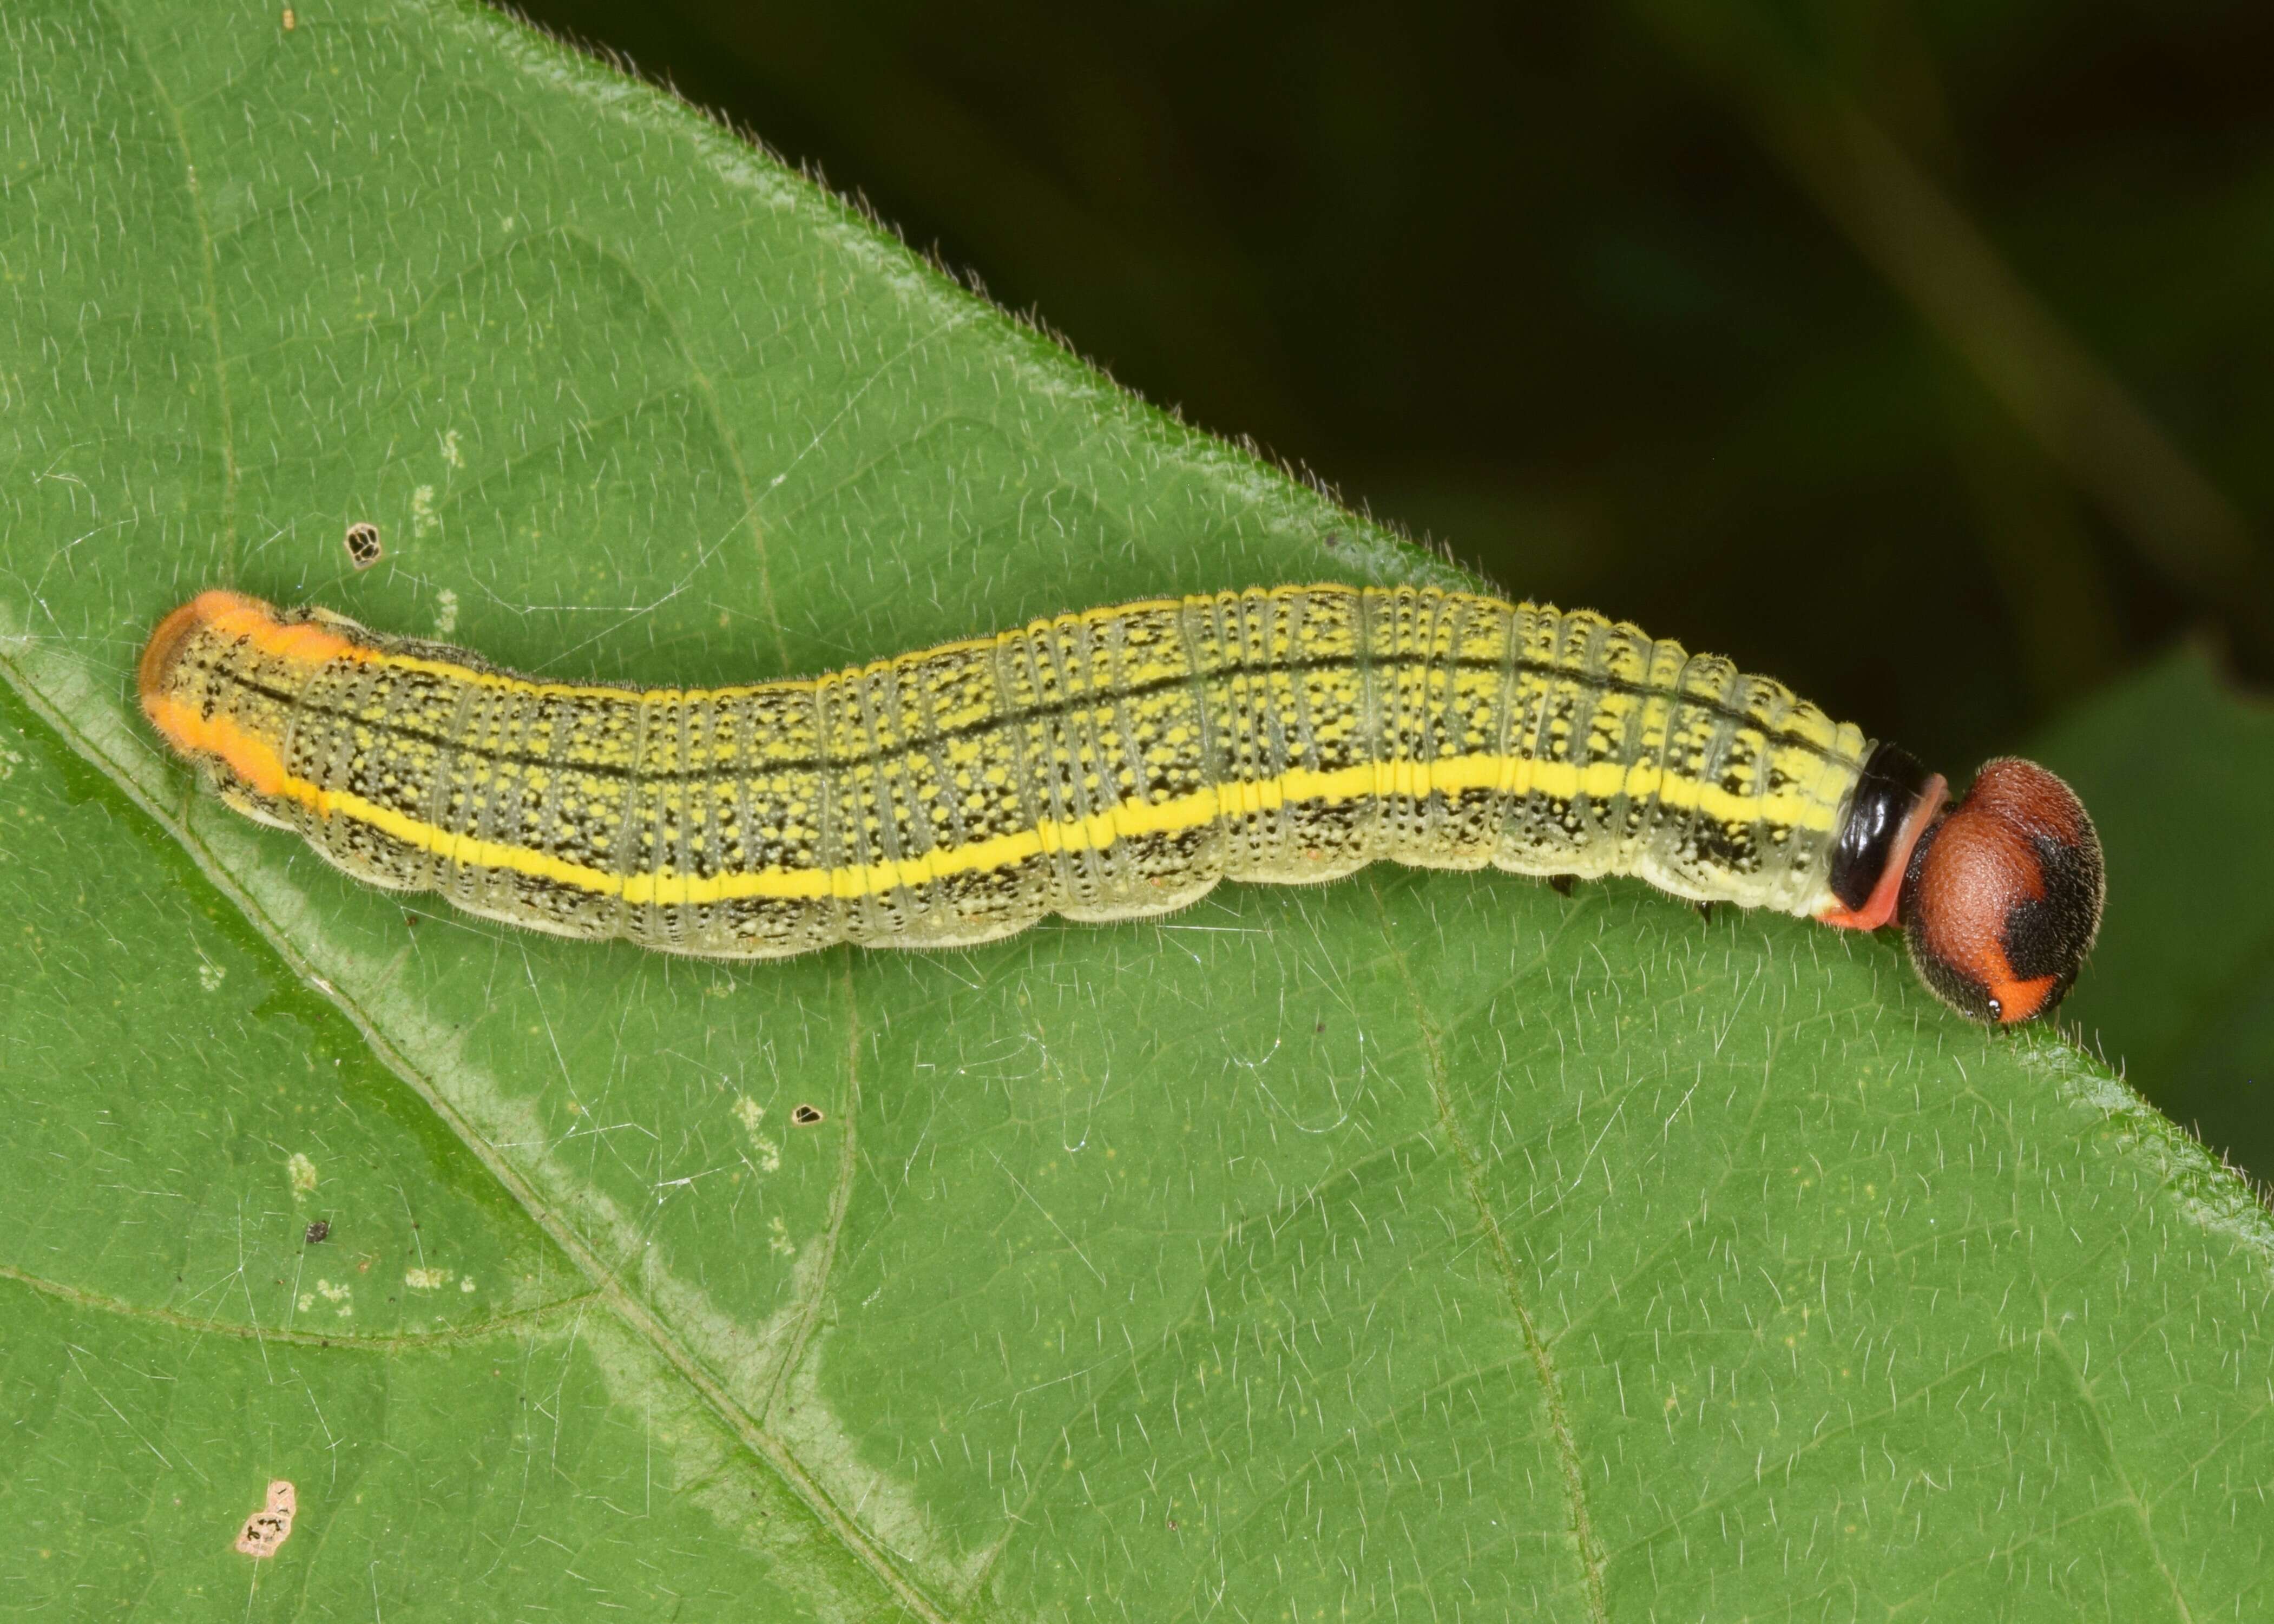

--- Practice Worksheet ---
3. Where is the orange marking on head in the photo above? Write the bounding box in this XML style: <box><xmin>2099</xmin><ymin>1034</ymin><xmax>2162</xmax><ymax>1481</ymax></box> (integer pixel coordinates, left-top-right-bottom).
<box><xmin>1986</xmin><ymin>967</ymin><xmax>2060</xmax><ymax>1025</ymax></box>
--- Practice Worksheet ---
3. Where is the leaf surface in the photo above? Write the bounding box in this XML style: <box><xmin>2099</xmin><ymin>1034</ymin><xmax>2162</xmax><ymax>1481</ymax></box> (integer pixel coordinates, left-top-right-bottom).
<box><xmin>2</xmin><ymin>4</ymin><xmax>2271</xmax><ymax>1619</ymax></box>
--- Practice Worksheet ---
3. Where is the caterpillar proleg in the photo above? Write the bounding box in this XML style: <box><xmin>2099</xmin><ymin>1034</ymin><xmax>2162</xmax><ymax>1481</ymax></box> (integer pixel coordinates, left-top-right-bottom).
<box><xmin>139</xmin><ymin>584</ymin><xmax>2102</xmax><ymax>1024</ymax></box>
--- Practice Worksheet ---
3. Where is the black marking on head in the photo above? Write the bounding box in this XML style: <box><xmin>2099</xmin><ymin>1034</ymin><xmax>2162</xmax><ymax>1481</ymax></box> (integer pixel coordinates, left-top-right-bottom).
<box><xmin>2002</xmin><ymin>827</ymin><xmax>2105</xmax><ymax>993</ymax></box>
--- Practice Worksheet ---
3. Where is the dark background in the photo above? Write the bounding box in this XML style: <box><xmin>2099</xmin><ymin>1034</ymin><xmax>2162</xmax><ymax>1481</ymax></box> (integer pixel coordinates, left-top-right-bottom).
<box><xmin>500</xmin><ymin>0</ymin><xmax>2274</xmax><ymax>1157</ymax></box>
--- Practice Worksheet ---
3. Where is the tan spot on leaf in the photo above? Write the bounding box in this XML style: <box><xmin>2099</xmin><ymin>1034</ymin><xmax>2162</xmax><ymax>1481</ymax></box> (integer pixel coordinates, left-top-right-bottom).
<box><xmin>234</xmin><ymin>1481</ymin><xmax>296</xmax><ymax>1559</ymax></box>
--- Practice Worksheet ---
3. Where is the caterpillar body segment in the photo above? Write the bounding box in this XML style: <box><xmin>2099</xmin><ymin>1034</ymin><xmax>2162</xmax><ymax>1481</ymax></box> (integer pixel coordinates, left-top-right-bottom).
<box><xmin>139</xmin><ymin>584</ymin><xmax>2100</xmax><ymax>1022</ymax></box>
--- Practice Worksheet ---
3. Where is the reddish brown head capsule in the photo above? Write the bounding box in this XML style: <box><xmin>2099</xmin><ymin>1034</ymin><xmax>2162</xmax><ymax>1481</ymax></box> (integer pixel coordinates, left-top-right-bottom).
<box><xmin>1899</xmin><ymin>758</ymin><xmax>2104</xmax><ymax>1025</ymax></box>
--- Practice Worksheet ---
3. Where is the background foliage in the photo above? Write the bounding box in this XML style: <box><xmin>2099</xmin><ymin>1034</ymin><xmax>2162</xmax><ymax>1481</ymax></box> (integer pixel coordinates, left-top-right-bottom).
<box><xmin>2</xmin><ymin>2</ymin><xmax>2272</xmax><ymax>1620</ymax></box>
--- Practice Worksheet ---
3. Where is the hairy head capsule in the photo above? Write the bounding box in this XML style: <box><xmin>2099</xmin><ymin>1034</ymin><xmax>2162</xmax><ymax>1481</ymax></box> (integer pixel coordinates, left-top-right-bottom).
<box><xmin>1899</xmin><ymin>758</ymin><xmax>2104</xmax><ymax>1025</ymax></box>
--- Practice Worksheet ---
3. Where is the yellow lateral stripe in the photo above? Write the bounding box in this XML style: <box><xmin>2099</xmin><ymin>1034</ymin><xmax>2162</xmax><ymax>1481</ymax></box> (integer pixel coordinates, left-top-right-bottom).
<box><xmin>272</xmin><ymin>751</ymin><xmax>1839</xmax><ymax>908</ymax></box>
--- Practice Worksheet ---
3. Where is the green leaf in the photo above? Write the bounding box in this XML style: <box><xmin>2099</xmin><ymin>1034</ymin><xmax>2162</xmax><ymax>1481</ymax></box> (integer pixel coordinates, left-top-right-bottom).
<box><xmin>3</xmin><ymin>3</ymin><xmax>2271</xmax><ymax>1618</ymax></box>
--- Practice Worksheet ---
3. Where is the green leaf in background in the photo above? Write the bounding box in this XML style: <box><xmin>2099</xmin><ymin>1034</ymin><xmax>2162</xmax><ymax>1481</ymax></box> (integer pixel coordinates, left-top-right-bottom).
<box><xmin>2037</xmin><ymin>646</ymin><xmax>2274</xmax><ymax>1181</ymax></box>
<box><xmin>2</xmin><ymin>3</ymin><xmax>2271</xmax><ymax>1619</ymax></box>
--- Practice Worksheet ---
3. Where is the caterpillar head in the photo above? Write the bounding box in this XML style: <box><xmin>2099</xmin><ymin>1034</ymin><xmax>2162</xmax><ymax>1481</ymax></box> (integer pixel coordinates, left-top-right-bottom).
<box><xmin>1898</xmin><ymin>758</ymin><xmax>2104</xmax><ymax>1025</ymax></box>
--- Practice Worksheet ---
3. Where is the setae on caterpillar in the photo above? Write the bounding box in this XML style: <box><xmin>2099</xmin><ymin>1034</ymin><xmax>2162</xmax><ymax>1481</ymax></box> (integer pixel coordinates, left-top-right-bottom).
<box><xmin>140</xmin><ymin>583</ymin><xmax>2103</xmax><ymax>1024</ymax></box>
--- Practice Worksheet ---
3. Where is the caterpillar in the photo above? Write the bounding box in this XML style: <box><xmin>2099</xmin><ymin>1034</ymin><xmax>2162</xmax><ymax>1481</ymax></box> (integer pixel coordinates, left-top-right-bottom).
<box><xmin>139</xmin><ymin>584</ymin><xmax>2103</xmax><ymax>1024</ymax></box>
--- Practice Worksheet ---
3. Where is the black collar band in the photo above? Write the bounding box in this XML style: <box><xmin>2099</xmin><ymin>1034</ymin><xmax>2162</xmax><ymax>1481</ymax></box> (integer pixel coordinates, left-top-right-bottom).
<box><xmin>1829</xmin><ymin>741</ymin><xmax>1935</xmax><ymax>912</ymax></box>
